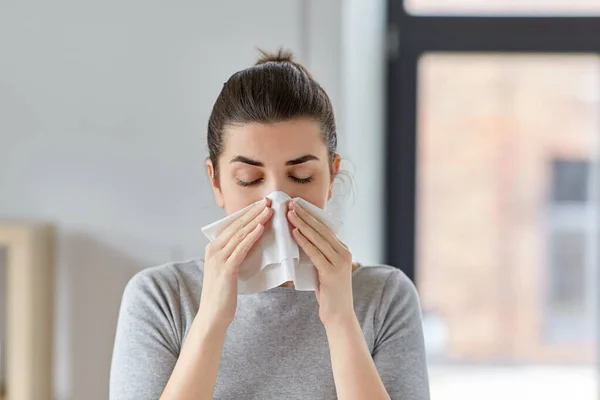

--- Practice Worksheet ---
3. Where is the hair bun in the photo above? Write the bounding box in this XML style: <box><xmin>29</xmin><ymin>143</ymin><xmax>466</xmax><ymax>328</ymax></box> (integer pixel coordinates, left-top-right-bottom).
<box><xmin>255</xmin><ymin>48</ymin><xmax>295</xmax><ymax>65</ymax></box>
<box><xmin>255</xmin><ymin>48</ymin><xmax>312</xmax><ymax>78</ymax></box>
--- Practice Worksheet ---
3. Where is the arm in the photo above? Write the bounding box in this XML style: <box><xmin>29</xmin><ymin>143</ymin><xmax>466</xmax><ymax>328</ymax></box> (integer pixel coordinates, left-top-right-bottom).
<box><xmin>326</xmin><ymin>270</ymin><xmax>430</xmax><ymax>400</ymax></box>
<box><xmin>371</xmin><ymin>270</ymin><xmax>430</xmax><ymax>400</ymax></box>
<box><xmin>109</xmin><ymin>269</ymin><xmax>229</xmax><ymax>400</ymax></box>
<box><xmin>325</xmin><ymin>316</ymin><xmax>391</xmax><ymax>400</ymax></box>
<box><xmin>161</xmin><ymin>199</ymin><xmax>271</xmax><ymax>399</ymax></box>
<box><xmin>109</xmin><ymin>272</ymin><xmax>247</xmax><ymax>400</ymax></box>
<box><xmin>111</xmin><ymin>200</ymin><xmax>271</xmax><ymax>400</ymax></box>
<box><xmin>287</xmin><ymin>202</ymin><xmax>392</xmax><ymax>399</ymax></box>
<box><xmin>109</xmin><ymin>270</ymin><xmax>181</xmax><ymax>400</ymax></box>
<box><xmin>159</xmin><ymin>313</ymin><xmax>227</xmax><ymax>400</ymax></box>
<box><xmin>287</xmin><ymin>202</ymin><xmax>429</xmax><ymax>399</ymax></box>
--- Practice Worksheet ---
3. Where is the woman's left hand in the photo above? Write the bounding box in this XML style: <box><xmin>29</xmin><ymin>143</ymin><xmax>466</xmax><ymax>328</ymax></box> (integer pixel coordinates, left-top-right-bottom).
<box><xmin>287</xmin><ymin>200</ymin><xmax>355</xmax><ymax>327</ymax></box>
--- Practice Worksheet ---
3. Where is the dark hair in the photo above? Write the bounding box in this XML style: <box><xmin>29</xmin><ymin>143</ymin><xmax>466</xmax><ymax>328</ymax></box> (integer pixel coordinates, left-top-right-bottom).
<box><xmin>207</xmin><ymin>49</ymin><xmax>337</xmax><ymax>181</ymax></box>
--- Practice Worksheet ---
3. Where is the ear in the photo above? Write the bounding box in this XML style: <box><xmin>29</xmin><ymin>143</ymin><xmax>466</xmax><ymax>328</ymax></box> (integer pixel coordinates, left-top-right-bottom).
<box><xmin>206</xmin><ymin>159</ymin><xmax>225</xmax><ymax>208</ymax></box>
<box><xmin>327</xmin><ymin>153</ymin><xmax>342</xmax><ymax>201</ymax></box>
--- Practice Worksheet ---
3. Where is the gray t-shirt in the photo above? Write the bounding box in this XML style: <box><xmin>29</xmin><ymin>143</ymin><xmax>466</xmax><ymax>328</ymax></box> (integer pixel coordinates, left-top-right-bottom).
<box><xmin>109</xmin><ymin>260</ymin><xmax>430</xmax><ymax>400</ymax></box>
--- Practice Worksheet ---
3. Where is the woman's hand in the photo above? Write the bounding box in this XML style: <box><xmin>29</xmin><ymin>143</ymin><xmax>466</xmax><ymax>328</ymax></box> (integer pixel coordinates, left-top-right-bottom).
<box><xmin>198</xmin><ymin>198</ymin><xmax>273</xmax><ymax>331</ymax></box>
<box><xmin>287</xmin><ymin>200</ymin><xmax>355</xmax><ymax>327</ymax></box>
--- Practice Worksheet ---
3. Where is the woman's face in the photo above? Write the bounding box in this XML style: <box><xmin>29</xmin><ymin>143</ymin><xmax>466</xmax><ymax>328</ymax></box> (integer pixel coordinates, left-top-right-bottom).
<box><xmin>207</xmin><ymin>118</ymin><xmax>341</xmax><ymax>215</ymax></box>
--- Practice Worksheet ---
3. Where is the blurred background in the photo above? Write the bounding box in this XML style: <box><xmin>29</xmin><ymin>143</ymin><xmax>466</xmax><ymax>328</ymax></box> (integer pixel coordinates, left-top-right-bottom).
<box><xmin>0</xmin><ymin>0</ymin><xmax>598</xmax><ymax>399</ymax></box>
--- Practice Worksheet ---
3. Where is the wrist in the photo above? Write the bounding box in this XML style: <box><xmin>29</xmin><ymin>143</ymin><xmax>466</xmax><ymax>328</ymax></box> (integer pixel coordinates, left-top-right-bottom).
<box><xmin>322</xmin><ymin>311</ymin><xmax>359</xmax><ymax>332</ymax></box>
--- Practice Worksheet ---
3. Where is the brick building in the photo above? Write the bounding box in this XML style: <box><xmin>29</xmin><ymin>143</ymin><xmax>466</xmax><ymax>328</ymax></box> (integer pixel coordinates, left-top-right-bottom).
<box><xmin>416</xmin><ymin>54</ymin><xmax>599</xmax><ymax>363</ymax></box>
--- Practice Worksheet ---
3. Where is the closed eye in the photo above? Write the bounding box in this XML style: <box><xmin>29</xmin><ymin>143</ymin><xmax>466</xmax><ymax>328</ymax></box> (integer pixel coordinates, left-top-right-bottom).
<box><xmin>236</xmin><ymin>178</ymin><xmax>263</xmax><ymax>187</ymax></box>
<box><xmin>290</xmin><ymin>176</ymin><xmax>313</xmax><ymax>184</ymax></box>
<box><xmin>236</xmin><ymin>176</ymin><xmax>313</xmax><ymax>187</ymax></box>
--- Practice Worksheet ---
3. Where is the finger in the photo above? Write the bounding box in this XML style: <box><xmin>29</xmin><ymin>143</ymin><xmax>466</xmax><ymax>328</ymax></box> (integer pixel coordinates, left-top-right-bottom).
<box><xmin>221</xmin><ymin>206</ymin><xmax>272</xmax><ymax>258</ymax></box>
<box><xmin>337</xmin><ymin>238</ymin><xmax>349</xmax><ymax>250</ymax></box>
<box><xmin>228</xmin><ymin>223</ymin><xmax>264</xmax><ymax>266</ymax></box>
<box><xmin>290</xmin><ymin>201</ymin><xmax>345</xmax><ymax>254</ymax></box>
<box><xmin>288</xmin><ymin>209</ymin><xmax>339</xmax><ymax>263</ymax></box>
<box><xmin>292</xmin><ymin>228</ymin><xmax>332</xmax><ymax>273</ymax></box>
<box><xmin>218</xmin><ymin>198</ymin><xmax>267</xmax><ymax>246</ymax></box>
<box><xmin>214</xmin><ymin>198</ymin><xmax>268</xmax><ymax>249</ymax></box>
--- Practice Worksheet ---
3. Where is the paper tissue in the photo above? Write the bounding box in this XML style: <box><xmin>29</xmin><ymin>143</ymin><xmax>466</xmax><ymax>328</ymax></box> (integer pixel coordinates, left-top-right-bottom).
<box><xmin>201</xmin><ymin>191</ymin><xmax>342</xmax><ymax>294</ymax></box>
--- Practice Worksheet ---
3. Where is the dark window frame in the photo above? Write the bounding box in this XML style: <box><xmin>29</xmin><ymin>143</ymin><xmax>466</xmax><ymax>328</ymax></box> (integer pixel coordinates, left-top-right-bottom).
<box><xmin>551</xmin><ymin>160</ymin><xmax>591</xmax><ymax>203</ymax></box>
<box><xmin>385</xmin><ymin>3</ymin><xmax>600</xmax><ymax>283</ymax></box>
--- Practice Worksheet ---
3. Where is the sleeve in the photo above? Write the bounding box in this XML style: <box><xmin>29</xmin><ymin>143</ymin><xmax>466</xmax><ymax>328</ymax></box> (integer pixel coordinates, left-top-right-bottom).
<box><xmin>109</xmin><ymin>269</ymin><xmax>181</xmax><ymax>400</ymax></box>
<box><xmin>372</xmin><ymin>269</ymin><xmax>431</xmax><ymax>400</ymax></box>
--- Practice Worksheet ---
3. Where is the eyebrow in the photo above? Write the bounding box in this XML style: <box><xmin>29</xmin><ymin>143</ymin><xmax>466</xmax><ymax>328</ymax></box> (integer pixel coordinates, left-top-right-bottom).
<box><xmin>229</xmin><ymin>154</ymin><xmax>320</xmax><ymax>167</ymax></box>
<box><xmin>286</xmin><ymin>154</ymin><xmax>319</xmax><ymax>166</ymax></box>
<box><xmin>230</xmin><ymin>155</ymin><xmax>263</xmax><ymax>167</ymax></box>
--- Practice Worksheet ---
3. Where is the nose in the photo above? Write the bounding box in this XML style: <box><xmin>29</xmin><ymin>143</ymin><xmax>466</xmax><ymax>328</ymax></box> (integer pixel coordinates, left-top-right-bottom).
<box><xmin>261</xmin><ymin>176</ymin><xmax>298</xmax><ymax>199</ymax></box>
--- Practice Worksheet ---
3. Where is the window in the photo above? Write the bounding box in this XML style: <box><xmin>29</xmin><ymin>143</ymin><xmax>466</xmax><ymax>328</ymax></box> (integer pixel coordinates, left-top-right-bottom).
<box><xmin>413</xmin><ymin>53</ymin><xmax>599</xmax><ymax>365</ymax></box>
<box><xmin>385</xmin><ymin>6</ymin><xmax>600</xmax><ymax>395</ymax></box>
<box><xmin>548</xmin><ymin>230</ymin><xmax>586</xmax><ymax>313</ymax></box>
<box><xmin>551</xmin><ymin>160</ymin><xmax>590</xmax><ymax>203</ymax></box>
<box><xmin>546</xmin><ymin>159</ymin><xmax>597</xmax><ymax>342</ymax></box>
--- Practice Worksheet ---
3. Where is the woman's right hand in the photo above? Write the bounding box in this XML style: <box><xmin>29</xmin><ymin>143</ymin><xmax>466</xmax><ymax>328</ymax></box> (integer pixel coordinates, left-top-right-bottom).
<box><xmin>197</xmin><ymin>197</ymin><xmax>273</xmax><ymax>332</ymax></box>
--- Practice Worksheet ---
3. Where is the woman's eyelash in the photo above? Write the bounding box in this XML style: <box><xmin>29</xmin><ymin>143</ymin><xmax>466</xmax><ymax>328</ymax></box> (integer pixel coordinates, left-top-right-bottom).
<box><xmin>237</xmin><ymin>178</ymin><xmax>263</xmax><ymax>187</ymax></box>
<box><xmin>236</xmin><ymin>176</ymin><xmax>313</xmax><ymax>187</ymax></box>
<box><xmin>290</xmin><ymin>176</ymin><xmax>313</xmax><ymax>184</ymax></box>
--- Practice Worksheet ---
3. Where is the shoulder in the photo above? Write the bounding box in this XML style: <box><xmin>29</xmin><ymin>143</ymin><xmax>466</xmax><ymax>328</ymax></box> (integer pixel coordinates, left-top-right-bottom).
<box><xmin>353</xmin><ymin>264</ymin><xmax>417</xmax><ymax>298</ymax></box>
<box><xmin>353</xmin><ymin>266</ymin><xmax>429</xmax><ymax>398</ymax></box>
<box><xmin>352</xmin><ymin>264</ymin><xmax>421</xmax><ymax>320</ymax></box>
<box><xmin>121</xmin><ymin>259</ymin><xmax>204</xmax><ymax>308</ymax></box>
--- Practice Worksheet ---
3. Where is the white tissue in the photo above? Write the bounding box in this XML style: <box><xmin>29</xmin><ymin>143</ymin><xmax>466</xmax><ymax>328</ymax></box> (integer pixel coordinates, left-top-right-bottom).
<box><xmin>201</xmin><ymin>191</ymin><xmax>343</xmax><ymax>294</ymax></box>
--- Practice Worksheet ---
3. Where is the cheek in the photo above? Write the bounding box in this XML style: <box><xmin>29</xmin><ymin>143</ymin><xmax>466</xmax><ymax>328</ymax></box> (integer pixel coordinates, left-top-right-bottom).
<box><xmin>219</xmin><ymin>179</ymin><xmax>260</xmax><ymax>215</ymax></box>
<box><xmin>294</xmin><ymin>182</ymin><xmax>330</xmax><ymax>209</ymax></box>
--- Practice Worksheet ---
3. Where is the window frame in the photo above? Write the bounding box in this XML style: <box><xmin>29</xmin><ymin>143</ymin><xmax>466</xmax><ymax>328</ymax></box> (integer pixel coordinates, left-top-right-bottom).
<box><xmin>385</xmin><ymin>3</ymin><xmax>600</xmax><ymax>284</ymax></box>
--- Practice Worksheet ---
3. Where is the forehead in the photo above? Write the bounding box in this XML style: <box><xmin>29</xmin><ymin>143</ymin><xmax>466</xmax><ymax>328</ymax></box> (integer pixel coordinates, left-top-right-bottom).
<box><xmin>221</xmin><ymin>119</ymin><xmax>327</xmax><ymax>159</ymax></box>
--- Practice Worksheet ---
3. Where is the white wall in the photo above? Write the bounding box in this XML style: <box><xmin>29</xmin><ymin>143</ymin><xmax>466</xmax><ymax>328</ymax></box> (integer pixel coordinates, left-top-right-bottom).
<box><xmin>305</xmin><ymin>0</ymin><xmax>387</xmax><ymax>266</ymax></box>
<box><xmin>0</xmin><ymin>1</ymin><xmax>385</xmax><ymax>398</ymax></box>
<box><xmin>339</xmin><ymin>0</ymin><xmax>387</xmax><ymax>265</ymax></box>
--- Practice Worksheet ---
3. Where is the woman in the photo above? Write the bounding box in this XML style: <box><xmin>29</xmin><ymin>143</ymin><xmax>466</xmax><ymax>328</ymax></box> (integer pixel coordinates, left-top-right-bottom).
<box><xmin>109</xmin><ymin>50</ymin><xmax>430</xmax><ymax>400</ymax></box>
